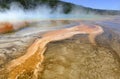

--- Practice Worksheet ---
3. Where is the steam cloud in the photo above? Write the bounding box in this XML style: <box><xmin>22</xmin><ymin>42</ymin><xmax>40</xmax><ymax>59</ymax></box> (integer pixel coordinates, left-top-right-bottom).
<box><xmin>0</xmin><ymin>2</ymin><xmax>65</xmax><ymax>22</ymax></box>
<box><xmin>0</xmin><ymin>2</ymin><xmax>101</xmax><ymax>22</ymax></box>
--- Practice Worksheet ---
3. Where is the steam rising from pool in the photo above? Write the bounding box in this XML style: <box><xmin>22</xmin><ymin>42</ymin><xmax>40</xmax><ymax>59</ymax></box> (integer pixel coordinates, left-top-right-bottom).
<box><xmin>0</xmin><ymin>3</ymin><xmax>61</xmax><ymax>22</ymax></box>
<box><xmin>0</xmin><ymin>2</ymin><xmax>103</xmax><ymax>22</ymax></box>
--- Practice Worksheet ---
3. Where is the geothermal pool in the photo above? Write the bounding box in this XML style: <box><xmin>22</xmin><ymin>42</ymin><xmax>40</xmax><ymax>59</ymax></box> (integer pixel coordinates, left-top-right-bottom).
<box><xmin>0</xmin><ymin>17</ymin><xmax>120</xmax><ymax>79</ymax></box>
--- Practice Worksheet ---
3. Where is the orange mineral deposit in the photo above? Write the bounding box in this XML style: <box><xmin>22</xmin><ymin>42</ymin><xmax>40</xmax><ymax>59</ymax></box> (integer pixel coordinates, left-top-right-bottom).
<box><xmin>0</xmin><ymin>23</ymin><xmax>104</xmax><ymax>79</ymax></box>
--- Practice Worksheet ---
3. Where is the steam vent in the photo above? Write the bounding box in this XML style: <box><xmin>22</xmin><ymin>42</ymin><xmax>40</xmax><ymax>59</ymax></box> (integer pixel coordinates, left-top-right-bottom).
<box><xmin>0</xmin><ymin>0</ymin><xmax>120</xmax><ymax>79</ymax></box>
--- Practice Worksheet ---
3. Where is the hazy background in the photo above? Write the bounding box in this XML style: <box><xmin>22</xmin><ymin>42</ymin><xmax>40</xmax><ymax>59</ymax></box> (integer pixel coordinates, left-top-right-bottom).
<box><xmin>61</xmin><ymin>0</ymin><xmax>120</xmax><ymax>10</ymax></box>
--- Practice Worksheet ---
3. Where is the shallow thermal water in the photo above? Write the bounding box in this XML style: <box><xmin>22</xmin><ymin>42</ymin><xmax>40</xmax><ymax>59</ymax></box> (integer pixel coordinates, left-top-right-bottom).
<box><xmin>96</xmin><ymin>20</ymin><xmax>120</xmax><ymax>32</ymax></box>
<box><xmin>0</xmin><ymin>20</ymin><xmax>79</xmax><ymax>36</ymax></box>
<box><xmin>0</xmin><ymin>16</ymin><xmax>120</xmax><ymax>79</ymax></box>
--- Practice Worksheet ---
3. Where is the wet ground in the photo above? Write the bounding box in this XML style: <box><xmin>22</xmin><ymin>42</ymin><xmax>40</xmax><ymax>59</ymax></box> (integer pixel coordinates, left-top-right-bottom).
<box><xmin>0</xmin><ymin>17</ymin><xmax>120</xmax><ymax>79</ymax></box>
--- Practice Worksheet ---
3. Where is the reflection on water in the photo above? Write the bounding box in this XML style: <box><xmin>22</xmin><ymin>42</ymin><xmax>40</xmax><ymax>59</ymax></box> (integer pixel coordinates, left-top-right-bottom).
<box><xmin>96</xmin><ymin>21</ymin><xmax>120</xmax><ymax>32</ymax></box>
<box><xmin>95</xmin><ymin>17</ymin><xmax>120</xmax><ymax>35</ymax></box>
